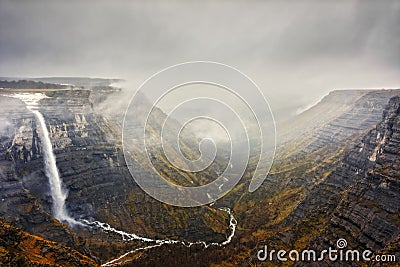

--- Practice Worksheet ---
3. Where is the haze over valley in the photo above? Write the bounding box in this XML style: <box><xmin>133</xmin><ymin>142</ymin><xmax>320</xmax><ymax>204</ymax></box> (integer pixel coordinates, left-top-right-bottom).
<box><xmin>0</xmin><ymin>1</ymin><xmax>399</xmax><ymax>266</ymax></box>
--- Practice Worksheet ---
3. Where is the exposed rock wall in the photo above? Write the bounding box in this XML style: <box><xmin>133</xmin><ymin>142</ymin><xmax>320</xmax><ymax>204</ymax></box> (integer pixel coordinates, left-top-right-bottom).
<box><xmin>310</xmin><ymin>96</ymin><xmax>400</xmax><ymax>255</ymax></box>
<box><xmin>282</xmin><ymin>96</ymin><xmax>400</xmax><ymax>264</ymax></box>
<box><xmin>278</xmin><ymin>90</ymin><xmax>400</xmax><ymax>157</ymax></box>
<box><xmin>0</xmin><ymin>89</ymin><xmax>229</xmax><ymax>262</ymax></box>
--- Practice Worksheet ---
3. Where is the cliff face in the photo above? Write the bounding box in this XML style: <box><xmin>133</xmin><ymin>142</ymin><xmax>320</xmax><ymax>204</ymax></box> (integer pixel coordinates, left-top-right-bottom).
<box><xmin>309</xmin><ymin>96</ymin><xmax>400</xmax><ymax>256</ymax></box>
<box><xmin>0</xmin><ymin>87</ymin><xmax>229</xmax><ymax>263</ymax></box>
<box><xmin>301</xmin><ymin>90</ymin><xmax>399</xmax><ymax>154</ymax></box>
<box><xmin>278</xmin><ymin>90</ymin><xmax>400</xmax><ymax>156</ymax></box>
<box><xmin>279</xmin><ymin>90</ymin><xmax>369</xmax><ymax>143</ymax></box>
<box><xmin>188</xmin><ymin>90</ymin><xmax>400</xmax><ymax>266</ymax></box>
<box><xmin>0</xmin><ymin>95</ymin><xmax>77</xmax><ymax>247</ymax></box>
<box><xmin>1</xmin><ymin>84</ymin><xmax>399</xmax><ymax>266</ymax></box>
<box><xmin>274</xmin><ymin>96</ymin><xmax>400</xmax><ymax>265</ymax></box>
<box><xmin>261</xmin><ymin>91</ymin><xmax>400</xmax><ymax>212</ymax></box>
<box><xmin>236</xmin><ymin>90</ymin><xmax>400</xmax><ymax>229</ymax></box>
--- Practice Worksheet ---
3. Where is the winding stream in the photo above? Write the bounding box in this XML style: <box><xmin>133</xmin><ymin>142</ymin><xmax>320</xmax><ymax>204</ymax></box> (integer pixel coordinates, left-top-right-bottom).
<box><xmin>84</xmin><ymin>207</ymin><xmax>237</xmax><ymax>266</ymax></box>
<box><xmin>6</xmin><ymin>92</ymin><xmax>238</xmax><ymax>266</ymax></box>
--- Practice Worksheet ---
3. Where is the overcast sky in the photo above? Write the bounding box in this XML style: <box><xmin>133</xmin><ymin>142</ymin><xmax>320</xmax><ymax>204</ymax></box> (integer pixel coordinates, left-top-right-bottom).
<box><xmin>0</xmin><ymin>0</ymin><xmax>399</xmax><ymax>121</ymax></box>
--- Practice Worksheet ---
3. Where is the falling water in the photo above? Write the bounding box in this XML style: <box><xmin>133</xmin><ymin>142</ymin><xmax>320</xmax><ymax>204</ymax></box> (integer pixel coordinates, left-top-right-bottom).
<box><xmin>31</xmin><ymin>109</ymin><xmax>78</xmax><ymax>224</ymax></box>
<box><xmin>6</xmin><ymin>93</ymin><xmax>78</xmax><ymax>225</ymax></box>
<box><xmin>4</xmin><ymin>93</ymin><xmax>238</xmax><ymax>264</ymax></box>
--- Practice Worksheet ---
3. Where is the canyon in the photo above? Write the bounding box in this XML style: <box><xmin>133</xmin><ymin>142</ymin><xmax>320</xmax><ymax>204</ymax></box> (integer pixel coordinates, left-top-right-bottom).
<box><xmin>0</xmin><ymin>79</ymin><xmax>399</xmax><ymax>266</ymax></box>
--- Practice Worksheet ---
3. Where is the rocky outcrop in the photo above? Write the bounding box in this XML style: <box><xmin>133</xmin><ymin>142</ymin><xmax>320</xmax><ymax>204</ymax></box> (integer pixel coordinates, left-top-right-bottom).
<box><xmin>309</xmin><ymin>96</ymin><xmax>400</xmax><ymax>256</ymax></box>
<box><xmin>196</xmin><ymin>90</ymin><xmax>400</xmax><ymax>266</ymax></box>
<box><xmin>0</xmin><ymin>86</ymin><xmax>229</xmax><ymax>263</ymax></box>
<box><xmin>237</xmin><ymin>90</ymin><xmax>399</xmax><ymax>230</ymax></box>
<box><xmin>0</xmin><ymin>96</ymin><xmax>77</xmax><ymax>247</ymax></box>
<box><xmin>1</xmin><ymin>83</ymin><xmax>399</xmax><ymax>266</ymax></box>
<box><xmin>278</xmin><ymin>96</ymin><xmax>400</xmax><ymax>265</ymax></box>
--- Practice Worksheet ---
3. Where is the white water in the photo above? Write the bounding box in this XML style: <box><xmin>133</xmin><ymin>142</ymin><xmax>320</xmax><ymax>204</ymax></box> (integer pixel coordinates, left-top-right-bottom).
<box><xmin>84</xmin><ymin>207</ymin><xmax>237</xmax><ymax>266</ymax></box>
<box><xmin>5</xmin><ymin>92</ymin><xmax>238</xmax><ymax>265</ymax></box>
<box><xmin>32</xmin><ymin>110</ymin><xmax>79</xmax><ymax>225</ymax></box>
<box><xmin>6</xmin><ymin>93</ymin><xmax>78</xmax><ymax>225</ymax></box>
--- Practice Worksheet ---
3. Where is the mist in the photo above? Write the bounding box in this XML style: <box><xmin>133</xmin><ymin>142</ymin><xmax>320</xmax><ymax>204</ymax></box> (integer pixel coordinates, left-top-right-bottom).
<box><xmin>0</xmin><ymin>0</ymin><xmax>399</xmax><ymax>123</ymax></box>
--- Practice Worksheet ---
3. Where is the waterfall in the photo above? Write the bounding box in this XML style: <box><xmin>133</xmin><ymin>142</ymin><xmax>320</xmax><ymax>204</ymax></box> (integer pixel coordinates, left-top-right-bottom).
<box><xmin>6</xmin><ymin>93</ymin><xmax>78</xmax><ymax>226</ymax></box>
<box><xmin>5</xmin><ymin>92</ymin><xmax>238</xmax><ymax>264</ymax></box>
<box><xmin>31</xmin><ymin>110</ymin><xmax>77</xmax><ymax>225</ymax></box>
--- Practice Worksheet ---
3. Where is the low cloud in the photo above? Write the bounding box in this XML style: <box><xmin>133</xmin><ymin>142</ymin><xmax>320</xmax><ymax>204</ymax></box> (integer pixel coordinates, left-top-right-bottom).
<box><xmin>0</xmin><ymin>0</ymin><xmax>399</xmax><ymax>122</ymax></box>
